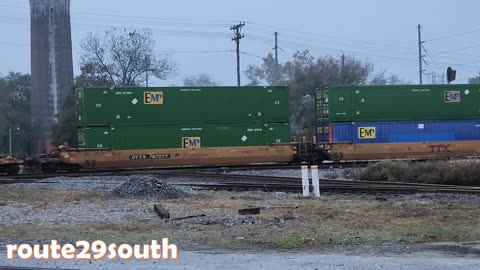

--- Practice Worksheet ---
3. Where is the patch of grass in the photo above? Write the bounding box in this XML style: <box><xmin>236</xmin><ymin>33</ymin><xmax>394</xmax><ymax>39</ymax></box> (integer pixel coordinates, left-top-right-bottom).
<box><xmin>0</xmin><ymin>186</ymin><xmax>107</xmax><ymax>204</ymax></box>
<box><xmin>254</xmin><ymin>225</ymin><xmax>480</xmax><ymax>249</ymax></box>
<box><xmin>4</xmin><ymin>222</ymin><xmax>476</xmax><ymax>250</ymax></box>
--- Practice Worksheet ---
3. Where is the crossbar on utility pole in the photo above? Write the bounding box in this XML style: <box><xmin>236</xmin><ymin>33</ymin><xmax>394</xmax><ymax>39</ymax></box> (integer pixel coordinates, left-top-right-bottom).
<box><xmin>231</xmin><ymin>22</ymin><xmax>245</xmax><ymax>86</ymax></box>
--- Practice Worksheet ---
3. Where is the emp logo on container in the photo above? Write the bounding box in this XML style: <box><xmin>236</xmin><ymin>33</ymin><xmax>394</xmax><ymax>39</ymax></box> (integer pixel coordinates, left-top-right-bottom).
<box><xmin>358</xmin><ymin>127</ymin><xmax>376</xmax><ymax>139</ymax></box>
<box><xmin>444</xmin><ymin>91</ymin><xmax>461</xmax><ymax>103</ymax></box>
<box><xmin>182</xmin><ymin>137</ymin><xmax>201</xmax><ymax>148</ymax></box>
<box><xmin>144</xmin><ymin>91</ymin><xmax>164</xmax><ymax>104</ymax></box>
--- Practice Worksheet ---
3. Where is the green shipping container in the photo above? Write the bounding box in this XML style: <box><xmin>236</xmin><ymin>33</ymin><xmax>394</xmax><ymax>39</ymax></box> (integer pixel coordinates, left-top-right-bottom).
<box><xmin>327</xmin><ymin>84</ymin><xmax>480</xmax><ymax>122</ymax></box>
<box><xmin>77</xmin><ymin>86</ymin><xmax>289</xmax><ymax>126</ymax></box>
<box><xmin>78</xmin><ymin>123</ymin><xmax>290</xmax><ymax>150</ymax></box>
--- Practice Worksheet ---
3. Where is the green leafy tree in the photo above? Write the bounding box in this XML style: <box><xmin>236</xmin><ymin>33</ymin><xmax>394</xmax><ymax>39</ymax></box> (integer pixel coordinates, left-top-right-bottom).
<box><xmin>0</xmin><ymin>82</ymin><xmax>10</xmax><ymax>154</ymax></box>
<box><xmin>0</xmin><ymin>72</ymin><xmax>31</xmax><ymax>155</ymax></box>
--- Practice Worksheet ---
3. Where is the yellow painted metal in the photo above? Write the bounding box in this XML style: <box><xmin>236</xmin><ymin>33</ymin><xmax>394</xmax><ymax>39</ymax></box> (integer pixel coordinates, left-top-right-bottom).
<box><xmin>330</xmin><ymin>140</ymin><xmax>480</xmax><ymax>161</ymax></box>
<box><xmin>0</xmin><ymin>156</ymin><xmax>23</xmax><ymax>165</ymax></box>
<box><xmin>59</xmin><ymin>145</ymin><xmax>295</xmax><ymax>169</ymax></box>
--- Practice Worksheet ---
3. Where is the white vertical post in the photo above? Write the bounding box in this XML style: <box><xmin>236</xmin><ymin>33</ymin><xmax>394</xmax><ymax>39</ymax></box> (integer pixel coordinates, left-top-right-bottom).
<box><xmin>311</xmin><ymin>165</ymin><xmax>320</xmax><ymax>198</ymax></box>
<box><xmin>301</xmin><ymin>165</ymin><xmax>309</xmax><ymax>197</ymax></box>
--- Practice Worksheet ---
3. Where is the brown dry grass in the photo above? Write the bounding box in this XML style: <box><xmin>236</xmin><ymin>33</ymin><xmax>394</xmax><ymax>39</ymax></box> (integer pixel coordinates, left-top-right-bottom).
<box><xmin>1</xmin><ymin>187</ymin><xmax>480</xmax><ymax>250</ymax></box>
<box><xmin>1</xmin><ymin>186</ymin><xmax>106</xmax><ymax>204</ymax></box>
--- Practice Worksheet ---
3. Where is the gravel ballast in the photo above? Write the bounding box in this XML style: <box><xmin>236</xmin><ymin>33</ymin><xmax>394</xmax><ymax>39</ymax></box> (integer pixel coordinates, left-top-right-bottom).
<box><xmin>111</xmin><ymin>175</ymin><xmax>186</xmax><ymax>198</ymax></box>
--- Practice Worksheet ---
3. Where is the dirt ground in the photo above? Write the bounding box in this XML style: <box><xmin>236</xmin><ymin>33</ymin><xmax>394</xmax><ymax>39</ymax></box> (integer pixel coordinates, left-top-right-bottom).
<box><xmin>1</xmin><ymin>183</ymin><xmax>480</xmax><ymax>252</ymax></box>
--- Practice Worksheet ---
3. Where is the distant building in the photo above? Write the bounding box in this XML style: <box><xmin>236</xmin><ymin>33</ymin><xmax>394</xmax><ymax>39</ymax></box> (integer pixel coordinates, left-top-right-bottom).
<box><xmin>30</xmin><ymin>0</ymin><xmax>74</xmax><ymax>155</ymax></box>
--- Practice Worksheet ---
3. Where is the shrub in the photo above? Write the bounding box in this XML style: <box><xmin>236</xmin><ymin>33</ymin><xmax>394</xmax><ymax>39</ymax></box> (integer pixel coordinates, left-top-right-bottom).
<box><xmin>358</xmin><ymin>159</ymin><xmax>480</xmax><ymax>186</ymax></box>
<box><xmin>359</xmin><ymin>160</ymin><xmax>409</xmax><ymax>182</ymax></box>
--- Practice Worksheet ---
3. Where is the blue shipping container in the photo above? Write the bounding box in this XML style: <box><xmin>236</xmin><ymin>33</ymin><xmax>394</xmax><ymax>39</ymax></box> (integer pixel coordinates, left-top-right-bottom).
<box><xmin>328</xmin><ymin>120</ymin><xmax>480</xmax><ymax>144</ymax></box>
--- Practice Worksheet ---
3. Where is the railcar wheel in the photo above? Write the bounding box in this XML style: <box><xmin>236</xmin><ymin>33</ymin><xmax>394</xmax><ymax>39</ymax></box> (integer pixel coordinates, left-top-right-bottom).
<box><xmin>66</xmin><ymin>165</ymin><xmax>81</xmax><ymax>173</ymax></box>
<box><xmin>41</xmin><ymin>164</ymin><xmax>58</xmax><ymax>174</ymax></box>
<box><xmin>7</xmin><ymin>164</ymin><xmax>19</xmax><ymax>175</ymax></box>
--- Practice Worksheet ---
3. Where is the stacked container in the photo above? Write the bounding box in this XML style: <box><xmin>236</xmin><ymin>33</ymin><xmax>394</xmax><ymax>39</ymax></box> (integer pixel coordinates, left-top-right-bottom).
<box><xmin>318</xmin><ymin>84</ymin><xmax>480</xmax><ymax>144</ymax></box>
<box><xmin>77</xmin><ymin>86</ymin><xmax>290</xmax><ymax>150</ymax></box>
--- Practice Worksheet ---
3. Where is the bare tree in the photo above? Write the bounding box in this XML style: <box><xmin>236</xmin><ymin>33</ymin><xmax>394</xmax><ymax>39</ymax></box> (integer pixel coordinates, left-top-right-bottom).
<box><xmin>369</xmin><ymin>71</ymin><xmax>405</xmax><ymax>85</ymax></box>
<box><xmin>183</xmin><ymin>73</ymin><xmax>219</xmax><ymax>86</ymax></box>
<box><xmin>244</xmin><ymin>51</ymin><xmax>401</xmax><ymax>136</ymax></box>
<box><xmin>469</xmin><ymin>73</ymin><xmax>480</xmax><ymax>84</ymax></box>
<box><xmin>79</xmin><ymin>29</ymin><xmax>176</xmax><ymax>87</ymax></box>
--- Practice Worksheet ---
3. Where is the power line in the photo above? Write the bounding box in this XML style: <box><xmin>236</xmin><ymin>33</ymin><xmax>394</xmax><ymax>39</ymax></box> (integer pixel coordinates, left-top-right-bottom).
<box><xmin>425</xmin><ymin>28</ymin><xmax>480</xmax><ymax>42</ymax></box>
<box><xmin>0</xmin><ymin>3</ymin><xmax>240</xmax><ymax>25</ymax></box>
<box><xmin>247</xmin><ymin>22</ymin><xmax>416</xmax><ymax>53</ymax></box>
<box><xmin>156</xmin><ymin>49</ymin><xmax>234</xmax><ymax>54</ymax></box>
<box><xmin>428</xmin><ymin>44</ymin><xmax>480</xmax><ymax>56</ymax></box>
<box><xmin>0</xmin><ymin>11</ymin><xmax>458</xmax><ymax>66</ymax></box>
<box><xmin>0</xmin><ymin>5</ymin><xmax>425</xmax><ymax>60</ymax></box>
<box><xmin>239</xmin><ymin>51</ymin><xmax>263</xmax><ymax>59</ymax></box>
<box><xmin>2</xmin><ymin>2</ymin><xmax>480</xmax><ymax>80</ymax></box>
<box><xmin>0</xmin><ymin>41</ymin><xmax>235</xmax><ymax>56</ymax></box>
<box><xmin>2</xmin><ymin>16</ymin><xmax>479</xmax><ymax>71</ymax></box>
<box><xmin>4</xmin><ymin>2</ymin><xmax>480</xmax><ymax>64</ymax></box>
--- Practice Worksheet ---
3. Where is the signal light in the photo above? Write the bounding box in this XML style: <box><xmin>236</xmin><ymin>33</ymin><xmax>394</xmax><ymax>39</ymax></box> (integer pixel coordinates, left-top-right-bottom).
<box><xmin>447</xmin><ymin>67</ymin><xmax>456</xmax><ymax>83</ymax></box>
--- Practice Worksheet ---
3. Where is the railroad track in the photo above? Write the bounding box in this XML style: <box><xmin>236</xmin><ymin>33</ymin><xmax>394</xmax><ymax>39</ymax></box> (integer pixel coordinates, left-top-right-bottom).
<box><xmin>172</xmin><ymin>172</ymin><xmax>480</xmax><ymax>195</ymax></box>
<box><xmin>0</xmin><ymin>162</ymin><xmax>368</xmax><ymax>184</ymax></box>
<box><xmin>3</xmin><ymin>162</ymin><xmax>475</xmax><ymax>195</ymax></box>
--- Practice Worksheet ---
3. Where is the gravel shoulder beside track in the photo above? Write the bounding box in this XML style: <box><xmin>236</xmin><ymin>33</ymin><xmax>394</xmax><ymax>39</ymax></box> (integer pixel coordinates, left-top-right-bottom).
<box><xmin>1</xmin><ymin>174</ymin><xmax>480</xmax><ymax>257</ymax></box>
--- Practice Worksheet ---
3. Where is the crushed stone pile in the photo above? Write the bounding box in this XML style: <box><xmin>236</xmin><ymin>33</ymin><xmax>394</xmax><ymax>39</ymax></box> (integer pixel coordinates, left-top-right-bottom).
<box><xmin>112</xmin><ymin>176</ymin><xmax>186</xmax><ymax>198</ymax></box>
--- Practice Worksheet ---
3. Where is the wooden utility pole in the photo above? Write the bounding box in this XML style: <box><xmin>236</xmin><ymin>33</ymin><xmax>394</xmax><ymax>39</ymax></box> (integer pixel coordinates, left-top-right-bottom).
<box><xmin>231</xmin><ymin>22</ymin><xmax>245</xmax><ymax>86</ymax></box>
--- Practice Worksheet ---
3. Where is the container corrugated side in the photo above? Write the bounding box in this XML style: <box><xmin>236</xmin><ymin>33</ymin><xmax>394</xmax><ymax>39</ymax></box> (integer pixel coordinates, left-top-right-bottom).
<box><xmin>79</xmin><ymin>123</ymin><xmax>291</xmax><ymax>150</ymax></box>
<box><xmin>78</xmin><ymin>126</ymin><xmax>112</xmax><ymax>149</ymax></box>
<box><xmin>330</xmin><ymin>120</ymin><xmax>480</xmax><ymax>144</ymax></box>
<box><xmin>78</xmin><ymin>86</ymin><xmax>289</xmax><ymax>126</ymax></box>
<box><xmin>328</xmin><ymin>84</ymin><xmax>480</xmax><ymax>122</ymax></box>
<box><xmin>76</xmin><ymin>88</ymin><xmax>112</xmax><ymax>127</ymax></box>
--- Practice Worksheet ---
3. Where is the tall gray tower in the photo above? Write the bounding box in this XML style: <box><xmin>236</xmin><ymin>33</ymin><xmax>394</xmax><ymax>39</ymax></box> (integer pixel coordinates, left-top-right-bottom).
<box><xmin>30</xmin><ymin>0</ymin><xmax>74</xmax><ymax>155</ymax></box>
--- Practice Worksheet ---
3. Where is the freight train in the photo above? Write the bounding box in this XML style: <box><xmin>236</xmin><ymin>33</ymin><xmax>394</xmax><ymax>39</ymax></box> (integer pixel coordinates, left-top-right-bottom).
<box><xmin>4</xmin><ymin>84</ymin><xmax>480</xmax><ymax>174</ymax></box>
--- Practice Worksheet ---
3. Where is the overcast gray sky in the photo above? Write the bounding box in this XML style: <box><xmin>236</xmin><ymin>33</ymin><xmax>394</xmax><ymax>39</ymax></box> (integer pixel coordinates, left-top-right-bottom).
<box><xmin>1</xmin><ymin>0</ymin><xmax>480</xmax><ymax>85</ymax></box>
